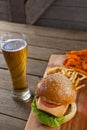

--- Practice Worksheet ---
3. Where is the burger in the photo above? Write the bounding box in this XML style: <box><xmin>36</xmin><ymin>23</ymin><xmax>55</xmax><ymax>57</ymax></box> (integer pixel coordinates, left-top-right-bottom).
<box><xmin>31</xmin><ymin>72</ymin><xmax>77</xmax><ymax>127</ymax></box>
<box><xmin>31</xmin><ymin>49</ymin><xmax>87</xmax><ymax>127</ymax></box>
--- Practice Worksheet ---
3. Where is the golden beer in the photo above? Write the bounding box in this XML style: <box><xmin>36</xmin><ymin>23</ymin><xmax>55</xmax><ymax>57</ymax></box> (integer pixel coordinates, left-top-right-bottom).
<box><xmin>1</xmin><ymin>37</ymin><xmax>31</xmax><ymax>101</ymax></box>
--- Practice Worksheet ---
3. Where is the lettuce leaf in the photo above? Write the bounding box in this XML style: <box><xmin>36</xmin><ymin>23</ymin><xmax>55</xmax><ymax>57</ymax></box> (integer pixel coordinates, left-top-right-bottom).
<box><xmin>31</xmin><ymin>97</ymin><xmax>65</xmax><ymax>127</ymax></box>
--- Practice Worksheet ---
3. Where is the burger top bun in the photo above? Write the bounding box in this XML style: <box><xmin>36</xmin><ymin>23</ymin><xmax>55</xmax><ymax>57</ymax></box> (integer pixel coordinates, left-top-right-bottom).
<box><xmin>36</xmin><ymin>73</ymin><xmax>77</xmax><ymax>105</ymax></box>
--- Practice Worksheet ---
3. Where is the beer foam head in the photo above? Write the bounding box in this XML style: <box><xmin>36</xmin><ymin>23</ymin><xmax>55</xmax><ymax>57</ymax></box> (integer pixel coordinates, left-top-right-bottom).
<box><xmin>1</xmin><ymin>39</ymin><xmax>27</xmax><ymax>52</ymax></box>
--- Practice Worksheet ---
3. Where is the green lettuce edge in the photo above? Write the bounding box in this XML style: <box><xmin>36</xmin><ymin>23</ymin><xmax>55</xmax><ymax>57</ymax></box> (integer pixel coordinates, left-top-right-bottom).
<box><xmin>31</xmin><ymin>97</ymin><xmax>65</xmax><ymax>127</ymax></box>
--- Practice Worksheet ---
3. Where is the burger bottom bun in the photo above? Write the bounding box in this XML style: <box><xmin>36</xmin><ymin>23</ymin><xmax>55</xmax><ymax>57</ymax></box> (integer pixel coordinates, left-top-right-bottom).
<box><xmin>63</xmin><ymin>102</ymin><xmax>77</xmax><ymax>124</ymax></box>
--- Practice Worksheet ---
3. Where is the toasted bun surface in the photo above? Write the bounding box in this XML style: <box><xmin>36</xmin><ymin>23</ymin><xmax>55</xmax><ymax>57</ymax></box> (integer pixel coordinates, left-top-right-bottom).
<box><xmin>36</xmin><ymin>73</ymin><xmax>77</xmax><ymax>105</ymax></box>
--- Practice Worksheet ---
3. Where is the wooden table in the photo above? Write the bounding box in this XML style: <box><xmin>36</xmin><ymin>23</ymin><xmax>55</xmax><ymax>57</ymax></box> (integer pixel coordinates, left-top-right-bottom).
<box><xmin>0</xmin><ymin>21</ymin><xmax>87</xmax><ymax>130</ymax></box>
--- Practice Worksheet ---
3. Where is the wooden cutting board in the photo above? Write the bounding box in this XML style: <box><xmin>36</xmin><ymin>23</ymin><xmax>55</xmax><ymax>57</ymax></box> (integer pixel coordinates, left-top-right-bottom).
<box><xmin>25</xmin><ymin>55</ymin><xmax>87</xmax><ymax>130</ymax></box>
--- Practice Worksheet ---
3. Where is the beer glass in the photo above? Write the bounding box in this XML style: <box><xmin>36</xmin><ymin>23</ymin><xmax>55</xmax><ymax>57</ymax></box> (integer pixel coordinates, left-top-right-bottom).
<box><xmin>0</xmin><ymin>32</ymin><xmax>31</xmax><ymax>101</ymax></box>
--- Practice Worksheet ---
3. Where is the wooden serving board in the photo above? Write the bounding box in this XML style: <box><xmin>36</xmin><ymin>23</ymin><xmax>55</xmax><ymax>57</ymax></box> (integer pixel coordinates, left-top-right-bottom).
<box><xmin>25</xmin><ymin>55</ymin><xmax>87</xmax><ymax>130</ymax></box>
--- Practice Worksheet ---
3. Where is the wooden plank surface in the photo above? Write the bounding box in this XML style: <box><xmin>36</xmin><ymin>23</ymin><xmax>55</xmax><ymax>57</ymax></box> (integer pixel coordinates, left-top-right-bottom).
<box><xmin>25</xmin><ymin>0</ymin><xmax>55</xmax><ymax>24</ymax></box>
<box><xmin>0</xmin><ymin>88</ymin><xmax>31</xmax><ymax>120</ymax></box>
<box><xmin>0</xmin><ymin>29</ymin><xmax>86</xmax><ymax>51</ymax></box>
<box><xmin>0</xmin><ymin>22</ymin><xmax>87</xmax><ymax>52</ymax></box>
<box><xmin>36</xmin><ymin>18</ymin><xmax>87</xmax><ymax>31</ymax></box>
<box><xmin>0</xmin><ymin>54</ymin><xmax>47</xmax><ymax>77</ymax></box>
<box><xmin>0</xmin><ymin>114</ymin><xmax>26</xmax><ymax>130</ymax></box>
<box><xmin>0</xmin><ymin>44</ymin><xmax>66</xmax><ymax>61</ymax></box>
<box><xmin>53</xmin><ymin>0</ymin><xmax>87</xmax><ymax>7</ymax></box>
<box><xmin>0</xmin><ymin>0</ymin><xmax>10</xmax><ymax>21</ymax></box>
<box><xmin>9</xmin><ymin>0</ymin><xmax>26</xmax><ymax>23</ymax></box>
<box><xmin>41</xmin><ymin>6</ymin><xmax>87</xmax><ymax>23</ymax></box>
<box><xmin>1</xmin><ymin>21</ymin><xmax>87</xmax><ymax>41</ymax></box>
<box><xmin>35</xmin><ymin>0</ymin><xmax>87</xmax><ymax>30</ymax></box>
<box><xmin>0</xmin><ymin>69</ymin><xmax>40</xmax><ymax>95</ymax></box>
<box><xmin>25</xmin><ymin>55</ymin><xmax>87</xmax><ymax>130</ymax></box>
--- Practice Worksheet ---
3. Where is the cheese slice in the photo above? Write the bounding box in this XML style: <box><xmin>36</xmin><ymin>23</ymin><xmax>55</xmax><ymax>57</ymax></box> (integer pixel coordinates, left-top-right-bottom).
<box><xmin>36</xmin><ymin>98</ymin><xmax>69</xmax><ymax>117</ymax></box>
